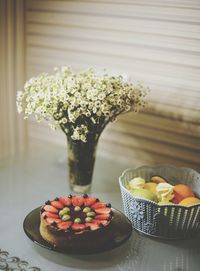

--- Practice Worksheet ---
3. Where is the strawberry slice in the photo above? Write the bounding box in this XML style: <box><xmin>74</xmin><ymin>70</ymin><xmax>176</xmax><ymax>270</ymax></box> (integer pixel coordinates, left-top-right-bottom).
<box><xmin>95</xmin><ymin>207</ymin><xmax>111</xmax><ymax>214</ymax></box>
<box><xmin>72</xmin><ymin>196</ymin><xmax>84</xmax><ymax>207</ymax></box>
<box><xmin>51</xmin><ymin>200</ymin><xmax>64</xmax><ymax>209</ymax></box>
<box><xmin>41</xmin><ymin>211</ymin><xmax>48</xmax><ymax>218</ymax></box>
<box><xmin>72</xmin><ymin>223</ymin><xmax>86</xmax><ymax>231</ymax></box>
<box><xmin>45</xmin><ymin>212</ymin><xmax>60</xmax><ymax>219</ymax></box>
<box><xmin>92</xmin><ymin>219</ymin><xmax>109</xmax><ymax>226</ymax></box>
<box><xmin>57</xmin><ymin>221</ymin><xmax>72</xmax><ymax>230</ymax></box>
<box><xmin>91</xmin><ymin>202</ymin><xmax>106</xmax><ymax>209</ymax></box>
<box><xmin>46</xmin><ymin>218</ymin><xmax>61</xmax><ymax>224</ymax></box>
<box><xmin>59</xmin><ymin>197</ymin><xmax>72</xmax><ymax>206</ymax></box>
<box><xmin>85</xmin><ymin>222</ymin><xmax>100</xmax><ymax>231</ymax></box>
<box><xmin>95</xmin><ymin>214</ymin><xmax>110</xmax><ymax>220</ymax></box>
<box><xmin>44</xmin><ymin>205</ymin><xmax>58</xmax><ymax>213</ymax></box>
<box><xmin>84</xmin><ymin>197</ymin><xmax>97</xmax><ymax>206</ymax></box>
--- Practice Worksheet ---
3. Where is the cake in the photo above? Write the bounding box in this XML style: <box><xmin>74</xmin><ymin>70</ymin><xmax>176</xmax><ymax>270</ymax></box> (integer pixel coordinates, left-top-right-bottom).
<box><xmin>39</xmin><ymin>194</ymin><xmax>114</xmax><ymax>250</ymax></box>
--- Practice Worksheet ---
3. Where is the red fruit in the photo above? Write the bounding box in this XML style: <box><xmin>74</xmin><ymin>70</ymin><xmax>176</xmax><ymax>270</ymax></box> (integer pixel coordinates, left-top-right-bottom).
<box><xmin>41</xmin><ymin>211</ymin><xmax>47</xmax><ymax>218</ymax></box>
<box><xmin>51</xmin><ymin>200</ymin><xmax>64</xmax><ymax>209</ymax></box>
<box><xmin>57</xmin><ymin>221</ymin><xmax>72</xmax><ymax>230</ymax></box>
<box><xmin>95</xmin><ymin>214</ymin><xmax>110</xmax><ymax>220</ymax></box>
<box><xmin>44</xmin><ymin>205</ymin><xmax>58</xmax><ymax>213</ymax></box>
<box><xmin>172</xmin><ymin>191</ymin><xmax>184</xmax><ymax>204</ymax></box>
<box><xmin>91</xmin><ymin>202</ymin><xmax>106</xmax><ymax>209</ymax></box>
<box><xmin>95</xmin><ymin>207</ymin><xmax>111</xmax><ymax>214</ymax></box>
<box><xmin>46</xmin><ymin>218</ymin><xmax>61</xmax><ymax>224</ymax></box>
<box><xmin>72</xmin><ymin>196</ymin><xmax>84</xmax><ymax>207</ymax></box>
<box><xmin>72</xmin><ymin>224</ymin><xmax>86</xmax><ymax>231</ymax></box>
<box><xmin>45</xmin><ymin>212</ymin><xmax>60</xmax><ymax>219</ymax></box>
<box><xmin>84</xmin><ymin>197</ymin><xmax>97</xmax><ymax>206</ymax></box>
<box><xmin>174</xmin><ymin>184</ymin><xmax>194</xmax><ymax>198</ymax></box>
<box><xmin>85</xmin><ymin>222</ymin><xmax>99</xmax><ymax>231</ymax></box>
<box><xmin>92</xmin><ymin>219</ymin><xmax>109</xmax><ymax>226</ymax></box>
<box><xmin>59</xmin><ymin>197</ymin><xmax>72</xmax><ymax>206</ymax></box>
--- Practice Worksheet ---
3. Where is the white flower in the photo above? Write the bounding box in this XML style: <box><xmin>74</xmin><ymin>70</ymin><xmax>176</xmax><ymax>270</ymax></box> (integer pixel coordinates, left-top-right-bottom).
<box><xmin>71</xmin><ymin>124</ymin><xmax>88</xmax><ymax>142</ymax></box>
<box><xmin>16</xmin><ymin>67</ymin><xmax>149</xmax><ymax>142</ymax></box>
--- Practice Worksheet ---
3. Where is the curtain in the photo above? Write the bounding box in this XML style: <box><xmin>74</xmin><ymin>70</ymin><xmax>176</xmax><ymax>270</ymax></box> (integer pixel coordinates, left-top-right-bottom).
<box><xmin>0</xmin><ymin>0</ymin><xmax>27</xmax><ymax>159</ymax></box>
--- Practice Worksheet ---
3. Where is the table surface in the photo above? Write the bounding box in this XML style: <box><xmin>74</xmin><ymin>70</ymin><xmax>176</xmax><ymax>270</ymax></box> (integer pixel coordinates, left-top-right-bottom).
<box><xmin>0</xmin><ymin>139</ymin><xmax>200</xmax><ymax>271</ymax></box>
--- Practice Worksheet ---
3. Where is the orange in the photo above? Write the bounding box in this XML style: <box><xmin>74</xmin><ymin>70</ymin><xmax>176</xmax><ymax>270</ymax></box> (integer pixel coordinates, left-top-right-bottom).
<box><xmin>174</xmin><ymin>184</ymin><xmax>194</xmax><ymax>198</ymax></box>
<box><xmin>179</xmin><ymin>197</ymin><xmax>200</xmax><ymax>206</ymax></box>
<box><xmin>151</xmin><ymin>176</ymin><xmax>166</xmax><ymax>184</ymax></box>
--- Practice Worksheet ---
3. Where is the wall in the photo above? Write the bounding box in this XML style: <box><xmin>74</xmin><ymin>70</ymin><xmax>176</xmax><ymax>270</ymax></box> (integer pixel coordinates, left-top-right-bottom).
<box><xmin>24</xmin><ymin>0</ymin><xmax>200</xmax><ymax>169</ymax></box>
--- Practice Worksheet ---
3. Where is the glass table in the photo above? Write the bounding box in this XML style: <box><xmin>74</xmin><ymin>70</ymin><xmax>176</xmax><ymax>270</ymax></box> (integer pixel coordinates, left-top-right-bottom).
<box><xmin>0</xmin><ymin>139</ymin><xmax>199</xmax><ymax>271</ymax></box>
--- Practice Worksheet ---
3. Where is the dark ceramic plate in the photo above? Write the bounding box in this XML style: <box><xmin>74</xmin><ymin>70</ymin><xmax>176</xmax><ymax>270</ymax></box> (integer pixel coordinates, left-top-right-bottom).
<box><xmin>23</xmin><ymin>207</ymin><xmax>132</xmax><ymax>254</ymax></box>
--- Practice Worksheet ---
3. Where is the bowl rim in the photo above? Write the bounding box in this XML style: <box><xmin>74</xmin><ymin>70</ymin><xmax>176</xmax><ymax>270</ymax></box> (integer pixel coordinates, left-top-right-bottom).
<box><xmin>119</xmin><ymin>164</ymin><xmax>200</xmax><ymax>208</ymax></box>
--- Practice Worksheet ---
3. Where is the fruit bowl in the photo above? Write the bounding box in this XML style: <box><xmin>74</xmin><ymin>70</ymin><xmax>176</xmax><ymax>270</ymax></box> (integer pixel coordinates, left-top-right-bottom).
<box><xmin>119</xmin><ymin>165</ymin><xmax>200</xmax><ymax>239</ymax></box>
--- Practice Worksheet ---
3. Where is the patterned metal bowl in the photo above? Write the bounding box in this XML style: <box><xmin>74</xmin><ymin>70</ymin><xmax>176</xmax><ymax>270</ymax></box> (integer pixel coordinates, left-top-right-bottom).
<box><xmin>119</xmin><ymin>165</ymin><xmax>200</xmax><ymax>239</ymax></box>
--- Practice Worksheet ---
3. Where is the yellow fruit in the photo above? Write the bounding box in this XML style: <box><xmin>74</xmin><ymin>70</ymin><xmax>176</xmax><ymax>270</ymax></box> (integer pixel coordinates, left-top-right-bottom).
<box><xmin>130</xmin><ymin>188</ymin><xmax>157</xmax><ymax>202</ymax></box>
<box><xmin>151</xmin><ymin>176</ymin><xmax>166</xmax><ymax>184</ymax></box>
<box><xmin>144</xmin><ymin>182</ymin><xmax>157</xmax><ymax>194</ymax></box>
<box><xmin>129</xmin><ymin>177</ymin><xmax>145</xmax><ymax>189</ymax></box>
<box><xmin>179</xmin><ymin>197</ymin><xmax>200</xmax><ymax>206</ymax></box>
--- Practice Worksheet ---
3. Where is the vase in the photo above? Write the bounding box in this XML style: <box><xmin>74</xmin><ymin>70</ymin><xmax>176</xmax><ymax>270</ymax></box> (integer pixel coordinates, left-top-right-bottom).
<box><xmin>66</xmin><ymin>135</ymin><xmax>99</xmax><ymax>193</ymax></box>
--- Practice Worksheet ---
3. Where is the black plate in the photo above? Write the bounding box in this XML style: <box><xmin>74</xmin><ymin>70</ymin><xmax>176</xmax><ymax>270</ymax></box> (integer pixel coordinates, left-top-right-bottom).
<box><xmin>23</xmin><ymin>207</ymin><xmax>132</xmax><ymax>254</ymax></box>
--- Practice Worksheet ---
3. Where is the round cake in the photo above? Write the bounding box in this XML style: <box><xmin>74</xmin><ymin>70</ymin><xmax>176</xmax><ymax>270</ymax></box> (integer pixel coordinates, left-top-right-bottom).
<box><xmin>40</xmin><ymin>194</ymin><xmax>114</xmax><ymax>250</ymax></box>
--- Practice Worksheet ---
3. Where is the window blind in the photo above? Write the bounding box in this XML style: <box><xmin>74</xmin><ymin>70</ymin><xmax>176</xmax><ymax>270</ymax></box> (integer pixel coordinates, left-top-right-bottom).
<box><xmin>25</xmin><ymin>0</ymin><xmax>200</xmax><ymax>169</ymax></box>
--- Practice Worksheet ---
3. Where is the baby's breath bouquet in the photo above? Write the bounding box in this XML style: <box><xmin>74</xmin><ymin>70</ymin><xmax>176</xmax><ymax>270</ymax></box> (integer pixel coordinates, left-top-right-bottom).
<box><xmin>17</xmin><ymin>67</ymin><xmax>148</xmax><ymax>192</ymax></box>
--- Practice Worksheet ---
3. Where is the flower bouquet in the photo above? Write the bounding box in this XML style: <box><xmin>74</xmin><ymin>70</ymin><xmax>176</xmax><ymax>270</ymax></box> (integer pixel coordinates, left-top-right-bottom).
<box><xmin>17</xmin><ymin>67</ymin><xmax>148</xmax><ymax>192</ymax></box>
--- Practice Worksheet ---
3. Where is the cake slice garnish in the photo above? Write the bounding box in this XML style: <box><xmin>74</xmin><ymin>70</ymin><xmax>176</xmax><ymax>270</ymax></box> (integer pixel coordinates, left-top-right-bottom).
<box><xmin>51</xmin><ymin>200</ymin><xmax>64</xmax><ymax>209</ymax></box>
<box><xmin>59</xmin><ymin>197</ymin><xmax>72</xmax><ymax>206</ymax></box>
<box><xmin>91</xmin><ymin>202</ymin><xmax>106</xmax><ymax>209</ymax></box>
<box><xmin>95</xmin><ymin>214</ymin><xmax>110</xmax><ymax>220</ymax></box>
<box><xmin>72</xmin><ymin>196</ymin><xmax>85</xmax><ymax>207</ymax></box>
<box><xmin>41</xmin><ymin>194</ymin><xmax>113</xmax><ymax>234</ymax></box>
<box><xmin>46</xmin><ymin>218</ymin><xmax>62</xmax><ymax>224</ymax></box>
<box><xmin>84</xmin><ymin>197</ymin><xmax>97</xmax><ymax>206</ymax></box>
<box><xmin>57</xmin><ymin>221</ymin><xmax>73</xmax><ymax>230</ymax></box>
<box><xmin>95</xmin><ymin>207</ymin><xmax>111</xmax><ymax>214</ymax></box>
<box><xmin>44</xmin><ymin>205</ymin><xmax>58</xmax><ymax>213</ymax></box>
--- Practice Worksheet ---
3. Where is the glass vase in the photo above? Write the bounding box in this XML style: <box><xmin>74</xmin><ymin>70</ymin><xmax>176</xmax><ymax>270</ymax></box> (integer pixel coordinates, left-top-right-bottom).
<box><xmin>67</xmin><ymin>135</ymin><xmax>98</xmax><ymax>193</ymax></box>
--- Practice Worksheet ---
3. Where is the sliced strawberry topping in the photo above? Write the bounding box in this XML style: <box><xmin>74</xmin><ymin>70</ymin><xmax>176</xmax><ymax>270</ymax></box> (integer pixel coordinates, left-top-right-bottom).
<box><xmin>91</xmin><ymin>202</ymin><xmax>106</xmax><ymax>209</ymax></box>
<box><xmin>92</xmin><ymin>219</ymin><xmax>109</xmax><ymax>226</ymax></box>
<box><xmin>41</xmin><ymin>211</ymin><xmax>47</xmax><ymax>218</ymax></box>
<box><xmin>57</xmin><ymin>221</ymin><xmax>72</xmax><ymax>230</ymax></box>
<box><xmin>72</xmin><ymin>223</ymin><xmax>86</xmax><ymax>231</ymax></box>
<box><xmin>44</xmin><ymin>205</ymin><xmax>58</xmax><ymax>213</ymax></box>
<box><xmin>51</xmin><ymin>200</ymin><xmax>64</xmax><ymax>209</ymax></box>
<box><xmin>46</xmin><ymin>218</ymin><xmax>61</xmax><ymax>224</ymax></box>
<box><xmin>59</xmin><ymin>197</ymin><xmax>72</xmax><ymax>206</ymax></box>
<box><xmin>95</xmin><ymin>207</ymin><xmax>111</xmax><ymax>214</ymax></box>
<box><xmin>72</xmin><ymin>196</ymin><xmax>84</xmax><ymax>207</ymax></box>
<box><xmin>85</xmin><ymin>222</ymin><xmax>100</xmax><ymax>231</ymax></box>
<box><xmin>95</xmin><ymin>214</ymin><xmax>110</xmax><ymax>220</ymax></box>
<box><xmin>84</xmin><ymin>197</ymin><xmax>97</xmax><ymax>206</ymax></box>
<box><xmin>45</xmin><ymin>212</ymin><xmax>60</xmax><ymax>219</ymax></box>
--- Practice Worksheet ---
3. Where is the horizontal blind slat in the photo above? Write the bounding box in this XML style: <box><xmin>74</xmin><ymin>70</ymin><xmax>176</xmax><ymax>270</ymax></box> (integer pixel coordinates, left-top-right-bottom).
<box><xmin>26</xmin><ymin>0</ymin><xmax>200</xmax><ymax>23</ymax></box>
<box><xmin>26</xmin><ymin>11</ymin><xmax>200</xmax><ymax>39</ymax></box>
